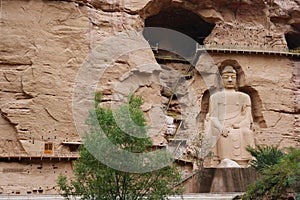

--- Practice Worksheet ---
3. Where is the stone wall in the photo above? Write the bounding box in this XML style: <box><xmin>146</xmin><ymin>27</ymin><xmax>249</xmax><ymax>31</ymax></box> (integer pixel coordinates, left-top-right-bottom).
<box><xmin>182</xmin><ymin>168</ymin><xmax>259</xmax><ymax>193</ymax></box>
<box><xmin>0</xmin><ymin>159</ymin><xmax>74</xmax><ymax>194</ymax></box>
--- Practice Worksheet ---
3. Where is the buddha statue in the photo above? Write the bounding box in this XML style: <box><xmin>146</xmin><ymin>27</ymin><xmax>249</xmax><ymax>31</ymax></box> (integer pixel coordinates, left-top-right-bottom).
<box><xmin>205</xmin><ymin>65</ymin><xmax>255</xmax><ymax>166</ymax></box>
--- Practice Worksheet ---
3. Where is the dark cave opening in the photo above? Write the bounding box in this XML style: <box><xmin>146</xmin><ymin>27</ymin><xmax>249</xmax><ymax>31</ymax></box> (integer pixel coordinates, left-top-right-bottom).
<box><xmin>145</xmin><ymin>7</ymin><xmax>215</xmax><ymax>45</ymax></box>
<box><xmin>143</xmin><ymin>6</ymin><xmax>215</xmax><ymax>58</ymax></box>
<box><xmin>285</xmin><ymin>32</ymin><xmax>300</xmax><ymax>50</ymax></box>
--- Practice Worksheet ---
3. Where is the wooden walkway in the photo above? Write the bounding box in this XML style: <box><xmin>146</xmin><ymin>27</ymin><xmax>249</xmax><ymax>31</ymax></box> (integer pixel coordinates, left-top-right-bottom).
<box><xmin>0</xmin><ymin>151</ymin><xmax>79</xmax><ymax>160</ymax></box>
<box><xmin>154</xmin><ymin>55</ymin><xmax>193</xmax><ymax>63</ymax></box>
<box><xmin>151</xmin><ymin>44</ymin><xmax>300</xmax><ymax>62</ymax></box>
<box><xmin>196</xmin><ymin>44</ymin><xmax>300</xmax><ymax>57</ymax></box>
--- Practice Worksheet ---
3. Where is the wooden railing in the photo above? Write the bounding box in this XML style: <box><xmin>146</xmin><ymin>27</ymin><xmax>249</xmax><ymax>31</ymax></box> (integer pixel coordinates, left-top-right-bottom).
<box><xmin>0</xmin><ymin>151</ymin><xmax>79</xmax><ymax>160</ymax></box>
<box><xmin>196</xmin><ymin>43</ymin><xmax>300</xmax><ymax>57</ymax></box>
<box><xmin>151</xmin><ymin>43</ymin><xmax>300</xmax><ymax>58</ymax></box>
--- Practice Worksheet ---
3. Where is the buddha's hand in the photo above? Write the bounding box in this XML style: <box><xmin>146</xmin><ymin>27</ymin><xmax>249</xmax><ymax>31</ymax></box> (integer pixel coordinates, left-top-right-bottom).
<box><xmin>232</xmin><ymin>124</ymin><xmax>240</xmax><ymax>129</ymax></box>
<box><xmin>221</xmin><ymin>129</ymin><xmax>229</xmax><ymax>137</ymax></box>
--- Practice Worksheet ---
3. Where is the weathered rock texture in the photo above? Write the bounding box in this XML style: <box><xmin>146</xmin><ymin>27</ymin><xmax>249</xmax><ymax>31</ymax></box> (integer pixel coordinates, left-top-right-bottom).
<box><xmin>0</xmin><ymin>0</ymin><xmax>89</xmax><ymax>155</ymax></box>
<box><xmin>0</xmin><ymin>0</ymin><xmax>299</xmax><ymax>194</ymax></box>
<box><xmin>0</xmin><ymin>160</ymin><xmax>74</xmax><ymax>194</ymax></box>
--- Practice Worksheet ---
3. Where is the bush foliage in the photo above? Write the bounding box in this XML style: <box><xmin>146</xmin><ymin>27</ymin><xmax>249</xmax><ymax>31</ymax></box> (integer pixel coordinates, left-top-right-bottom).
<box><xmin>246</xmin><ymin>145</ymin><xmax>284</xmax><ymax>172</ymax></box>
<box><xmin>243</xmin><ymin>146</ymin><xmax>300</xmax><ymax>200</ymax></box>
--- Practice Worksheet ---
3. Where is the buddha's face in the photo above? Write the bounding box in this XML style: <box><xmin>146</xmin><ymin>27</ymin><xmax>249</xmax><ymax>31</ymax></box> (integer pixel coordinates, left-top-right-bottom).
<box><xmin>222</xmin><ymin>72</ymin><xmax>237</xmax><ymax>89</ymax></box>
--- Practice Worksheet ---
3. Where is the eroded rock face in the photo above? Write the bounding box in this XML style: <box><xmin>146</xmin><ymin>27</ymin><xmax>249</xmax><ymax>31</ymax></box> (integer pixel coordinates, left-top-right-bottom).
<box><xmin>0</xmin><ymin>160</ymin><xmax>74</xmax><ymax>194</ymax></box>
<box><xmin>0</xmin><ymin>0</ymin><xmax>299</xmax><ymax>194</ymax></box>
<box><xmin>0</xmin><ymin>0</ymin><xmax>89</xmax><ymax>155</ymax></box>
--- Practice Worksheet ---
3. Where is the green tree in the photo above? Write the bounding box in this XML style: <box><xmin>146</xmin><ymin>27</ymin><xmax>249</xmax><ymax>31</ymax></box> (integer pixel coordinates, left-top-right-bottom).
<box><xmin>57</xmin><ymin>94</ymin><xmax>183</xmax><ymax>200</ymax></box>
<box><xmin>243</xmin><ymin>147</ymin><xmax>300</xmax><ymax>200</ymax></box>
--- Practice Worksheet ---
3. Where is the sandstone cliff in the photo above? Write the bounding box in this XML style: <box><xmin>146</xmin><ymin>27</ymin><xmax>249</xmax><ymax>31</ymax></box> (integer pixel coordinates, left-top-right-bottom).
<box><xmin>0</xmin><ymin>0</ymin><xmax>299</xmax><ymax>194</ymax></box>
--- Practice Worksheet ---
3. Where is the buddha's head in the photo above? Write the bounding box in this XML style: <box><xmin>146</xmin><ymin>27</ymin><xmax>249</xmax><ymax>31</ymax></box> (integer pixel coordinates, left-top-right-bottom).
<box><xmin>221</xmin><ymin>65</ymin><xmax>237</xmax><ymax>89</ymax></box>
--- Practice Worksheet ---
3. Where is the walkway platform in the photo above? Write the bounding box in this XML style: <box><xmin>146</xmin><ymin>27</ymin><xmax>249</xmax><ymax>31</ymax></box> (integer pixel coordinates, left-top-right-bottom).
<box><xmin>0</xmin><ymin>193</ymin><xmax>244</xmax><ymax>200</ymax></box>
<box><xmin>151</xmin><ymin>44</ymin><xmax>300</xmax><ymax>60</ymax></box>
<box><xmin>0</xmin><ymin>151</ymin><xmax>79</xmax><ymax>160</ymax></box>
<box><xmin>197</xmin><ymin>44</ymin><xmax>300</xmax><ymax>57</ymax></box>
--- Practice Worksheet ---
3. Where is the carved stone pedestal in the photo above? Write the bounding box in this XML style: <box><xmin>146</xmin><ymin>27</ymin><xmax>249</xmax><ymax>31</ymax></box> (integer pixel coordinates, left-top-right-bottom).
<box><xmin>198</xmin><ymin>168</ymin><xmax>259</xmax><ymax>193</ymax></box>
<box><xmin>183</xmin><ymin>168</ymin><xmax>259</xmax><ymax>193</ymax></box>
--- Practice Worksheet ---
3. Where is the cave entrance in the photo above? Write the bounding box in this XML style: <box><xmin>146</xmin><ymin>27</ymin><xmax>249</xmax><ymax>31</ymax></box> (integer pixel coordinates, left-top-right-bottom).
<box><xmin>142</xmin><ymin>6</ymin><xmax>215</xmax><ymax>145</ymax></box>
<box><xmin>143</xmin><ymin>6</ymin><xmax>215</xmax><ymax>59</ymax></box>
<box><xmin>285</xmin><ymin>32</ymin><xmax>300</xmax><ymax>51</ymax></box>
